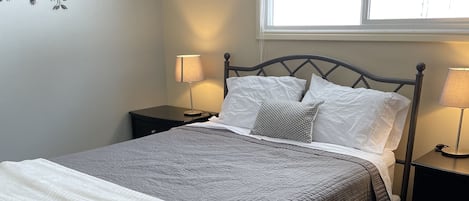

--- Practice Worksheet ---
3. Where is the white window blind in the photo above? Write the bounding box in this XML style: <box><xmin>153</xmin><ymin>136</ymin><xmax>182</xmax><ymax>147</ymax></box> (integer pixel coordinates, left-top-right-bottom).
<box><xmin>369</xmin><ymin>0</ymin><xmax>469</xmax><ymax>20</ymax></box>
<box><xmin>271</xmin><ymin>0</ymin><xmax>361</xmax><ymax>26</ymax></box>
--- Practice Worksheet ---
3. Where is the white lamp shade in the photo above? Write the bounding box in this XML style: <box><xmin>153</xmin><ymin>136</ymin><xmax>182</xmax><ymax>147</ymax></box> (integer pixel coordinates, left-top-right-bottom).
<box><xmin>439</xmin><ymin>68</ymin><xmax>469</xmax><ymax>108</ymax></box>
<box><xmin>175</xmin><ymin>55</ymin><xmax>204</xmax><ymax>83</ymax></box>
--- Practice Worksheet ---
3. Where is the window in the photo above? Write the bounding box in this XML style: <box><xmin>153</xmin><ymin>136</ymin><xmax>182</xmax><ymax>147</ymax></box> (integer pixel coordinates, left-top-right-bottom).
<box><xmin>369</xmin><ymin>0</ymin><xmax>469</xmax><ymax>20</ymax></box>
<box><xmin>259</xmin><ymin>0</ymin><xmax>469</xmax><ymax>41</ymax></box>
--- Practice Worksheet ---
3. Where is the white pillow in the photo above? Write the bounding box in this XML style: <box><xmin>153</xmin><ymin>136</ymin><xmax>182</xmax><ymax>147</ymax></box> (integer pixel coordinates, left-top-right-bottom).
<box><xmin>218</xmin><ymin>76</ymin><xmax>306</xmax><ymax>129</ymax></box>
<box><xmin>385</xmin><ymin>105</ymin><xmax>410</xmax><ymax>151</ymax></box>
<box><xmin>301</xmin><ymin>74</ymin><xmax>410</xmax><ymax>154</ymax></box>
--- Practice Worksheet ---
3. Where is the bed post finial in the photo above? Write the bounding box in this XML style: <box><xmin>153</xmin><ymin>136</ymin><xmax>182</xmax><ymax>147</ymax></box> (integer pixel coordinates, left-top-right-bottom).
<box><xmin>224</xmin><ymin>53</ymin><xmax>231</xmax><ymax>61</ymax></box>
<box><xmin>416</xmin><ymin>62</ymin><xmax>426</xmax><ymax>73</ymax></box>
<box><xmin>416</xmin><ymin>63</ymin><xmax>427</xmax><ymax>73</ymax></box>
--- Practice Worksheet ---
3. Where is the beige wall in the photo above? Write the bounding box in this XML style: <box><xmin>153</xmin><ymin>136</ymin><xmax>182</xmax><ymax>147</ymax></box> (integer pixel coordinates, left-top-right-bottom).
<box><xmin>163</xmin><ymin>0</ymin><xmax>469</xmax><ymax>198</ymax></box>
<box><xmin>0</xmin><ymin>0</ymin><xmax>166</xmax><ymax>161</ymax></box>
<box><xmin>163</xmin><ymin>0</ymin><xmax>260</xmax><ymax>113</ymax></box>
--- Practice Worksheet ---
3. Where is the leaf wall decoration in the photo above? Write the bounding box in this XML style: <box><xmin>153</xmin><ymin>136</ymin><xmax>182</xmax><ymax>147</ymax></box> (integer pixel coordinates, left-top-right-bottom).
<box><xmin>0</xmin><ymin>0</ymin><xmax>69</xmax><ymax>10</ymax></box>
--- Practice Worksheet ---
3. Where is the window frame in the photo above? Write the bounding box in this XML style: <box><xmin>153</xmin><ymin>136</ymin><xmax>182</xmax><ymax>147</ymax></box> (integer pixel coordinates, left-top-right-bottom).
<box><xmin>258</xmin><ymin>0</ymin><xmax>469</xmax><ymax>42</ymax></box>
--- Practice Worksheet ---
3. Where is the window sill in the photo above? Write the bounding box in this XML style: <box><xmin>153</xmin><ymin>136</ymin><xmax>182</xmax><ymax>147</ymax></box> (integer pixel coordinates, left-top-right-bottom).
<box><xmin>258</xmin><ymin>32</ymin><xmax>469</xmax><ymax>42</ymax></box>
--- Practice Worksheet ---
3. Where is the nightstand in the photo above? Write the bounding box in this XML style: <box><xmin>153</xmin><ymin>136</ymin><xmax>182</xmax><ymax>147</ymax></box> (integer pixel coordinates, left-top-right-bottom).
<box><xmin>129</xmin><ymin>105</ymin><xmax>215</xmax><ymax>139</ymax></box>
<box><xmin>412</xmin><ymin>150</ymin><xmax>469</xmax><ymax>201</ymax></box>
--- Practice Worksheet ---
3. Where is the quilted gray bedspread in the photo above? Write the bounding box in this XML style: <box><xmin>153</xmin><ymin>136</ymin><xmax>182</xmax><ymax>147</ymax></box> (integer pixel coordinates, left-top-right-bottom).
<box><xmin>52</xmin><ymin>126</ymin><xmax>390</xmax><ymax>201</ymax></box>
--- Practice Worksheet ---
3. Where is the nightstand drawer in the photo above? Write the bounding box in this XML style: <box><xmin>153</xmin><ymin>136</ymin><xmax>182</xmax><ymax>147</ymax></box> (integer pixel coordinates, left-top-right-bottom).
<box><xmin>413</xmin><ymin>166</ymin><xmax>469</xmax><ymax>200</ymax></box>
<box><xmin>129</xmin><ymin>105</ymin><xmax>216</xmax><ymax>139</ymax></box>
<box><xmin>412</xmin><ymin>150</ymin><xmax>469</xmax><ymax>201</ymax></box>
<box><xmin>131</xmin><ymin>115</ymin><xmax>182</xmax><ymax>138</ymax></box>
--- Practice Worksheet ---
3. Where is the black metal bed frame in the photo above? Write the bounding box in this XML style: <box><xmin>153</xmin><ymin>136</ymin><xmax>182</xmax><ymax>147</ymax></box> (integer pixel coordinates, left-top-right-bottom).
<box><xmin>223</xmin><ymin>52</ymin><xmax>425</xmax><ymax>201</ymax></box>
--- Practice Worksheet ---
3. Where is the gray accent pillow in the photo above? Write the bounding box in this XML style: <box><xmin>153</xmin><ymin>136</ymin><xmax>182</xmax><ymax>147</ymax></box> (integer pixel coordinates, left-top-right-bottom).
<box><xmin>251</xmin><ymin>100</ymin><xmax>323</xmax><ymax>143</ymax></box>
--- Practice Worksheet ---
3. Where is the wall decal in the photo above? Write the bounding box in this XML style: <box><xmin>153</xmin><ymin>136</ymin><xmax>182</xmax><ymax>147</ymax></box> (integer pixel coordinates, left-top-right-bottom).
<box><xmin>0</xmin><ymin>0</ymin><xmax>68</xmax><ymax>10</ymax></box>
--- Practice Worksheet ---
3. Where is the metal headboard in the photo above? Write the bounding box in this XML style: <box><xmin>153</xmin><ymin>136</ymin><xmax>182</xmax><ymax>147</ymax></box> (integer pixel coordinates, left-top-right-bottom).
<box><xmin>223</xmin><ymin>52</ymin><xmax>425</xmax><ymax>201</ymax></box>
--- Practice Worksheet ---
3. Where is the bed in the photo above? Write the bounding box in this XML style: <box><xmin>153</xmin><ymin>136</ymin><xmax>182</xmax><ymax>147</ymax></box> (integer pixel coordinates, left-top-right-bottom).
<box><xmin>0</xmin><ymin>53</ymin><xmax>425</xmax><ymax>201</ymax></box>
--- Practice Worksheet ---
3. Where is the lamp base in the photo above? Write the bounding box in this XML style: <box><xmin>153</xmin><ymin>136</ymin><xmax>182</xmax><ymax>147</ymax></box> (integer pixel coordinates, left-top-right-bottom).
<box><xmin>184</xmin><ymin>110</ymin><xmax>202</xmax><ymax>116</ymax></box>
<box><xmin>441</xmin><ymin>147</ymin><xmax>469</xmax><ymax>158</ymax></box>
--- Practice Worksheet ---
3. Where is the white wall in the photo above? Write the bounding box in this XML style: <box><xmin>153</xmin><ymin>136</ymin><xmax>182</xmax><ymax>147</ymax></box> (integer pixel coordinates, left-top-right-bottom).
<box><xmin>162</xmin><ymin>0</ymin><xmax>469</xmax><ymax>198</ymax></box>
<box><xmin>0</xmin><ymin>0</ymin><xmax>167</xmax><ymax>161</ymax></box>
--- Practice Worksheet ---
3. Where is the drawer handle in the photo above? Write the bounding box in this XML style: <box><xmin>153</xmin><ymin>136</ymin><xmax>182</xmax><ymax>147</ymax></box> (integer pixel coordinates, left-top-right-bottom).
<box><xmin>150</xmin><ymin>130</ymin><xmax>157</xmax><ymax>134</ymax></box>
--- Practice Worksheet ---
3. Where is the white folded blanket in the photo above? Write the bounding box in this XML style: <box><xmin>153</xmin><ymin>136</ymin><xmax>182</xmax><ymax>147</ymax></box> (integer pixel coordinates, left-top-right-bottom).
<box><xmin>0</xmin><ymin>158</ymin><xmax>163</xmax><ymax>201</ymax></box>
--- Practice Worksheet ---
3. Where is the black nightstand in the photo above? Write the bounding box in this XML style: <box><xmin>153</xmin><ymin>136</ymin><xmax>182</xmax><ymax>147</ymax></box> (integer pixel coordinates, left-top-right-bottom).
<box><xmin>129</xmin><ymin>105</ymin><xmax>215</xmax><ymax>139</ymax></box>
<box><xmin>412</xmin><ymin>150</ymin><xmax>469</xmax><ymax>201</ymax></box>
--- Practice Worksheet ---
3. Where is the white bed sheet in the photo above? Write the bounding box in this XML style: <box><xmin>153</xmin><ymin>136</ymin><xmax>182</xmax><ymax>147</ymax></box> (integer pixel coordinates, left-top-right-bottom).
<box><xmin>0</xmin><ymin>158</ymin><xmax>163</xmax><ymax>201</ymax></box>
<box><xmin>189</xmin><ymin>117</ymin><xmax>399</xmax><ymax>200</ymax></box>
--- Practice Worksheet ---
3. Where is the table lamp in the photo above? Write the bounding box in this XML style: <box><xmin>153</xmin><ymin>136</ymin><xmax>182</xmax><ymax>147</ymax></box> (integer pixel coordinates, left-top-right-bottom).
<box><xmin>175</xmin><ymin>55</ymin><xmax>204</xmax><ymax>116</ymax></box>
<box><xmin>439</xmin><ymin>68</ymin><xmax>469</xmax><ymax>158</ymax></box>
